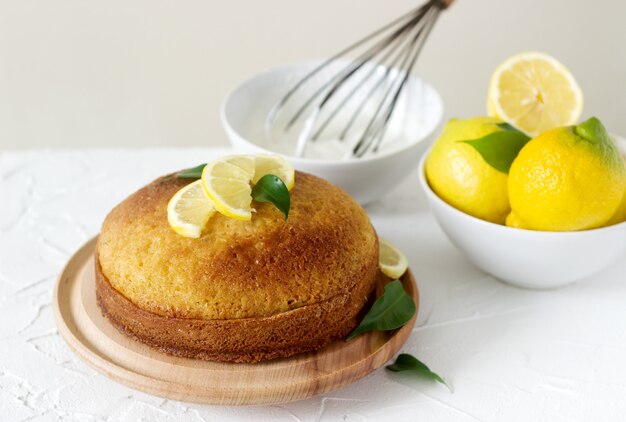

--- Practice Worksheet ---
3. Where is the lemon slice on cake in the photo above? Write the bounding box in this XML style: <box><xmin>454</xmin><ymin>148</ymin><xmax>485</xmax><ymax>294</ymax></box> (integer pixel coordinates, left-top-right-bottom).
<box><xmin>201</xmin><ymin>154</ymin><xmax>295</xmax><ymax>221</ymax></box>
<box><xmin>253</xmin><ymin>155</ymin><xmax>295</xmax><ymax>190</ymax></box>
<box><xmin>379</xmin><ymin>239</ymin><xmax>409</xmax><ymax>279</ymax></box>
<box><xmin>167</xmin><ymin>180</ymin><xmax>215</xmax><ymax>238</ymax></box>
<box><xmin>201</xmin><ymin>155</ymin><xmax>256</xmax><ymax>220</ymax></box>
<box><xmin>487</xmin><ymin>52</ymin><xmax>583</xmax><ymax>136</ymax></box>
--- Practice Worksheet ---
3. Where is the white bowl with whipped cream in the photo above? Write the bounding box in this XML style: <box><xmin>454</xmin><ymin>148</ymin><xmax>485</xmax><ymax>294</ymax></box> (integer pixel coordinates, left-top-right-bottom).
<box><xmin>221</xmin><ymin>60</ymin><xmax>443</xmax><ymax>204</ymax></box>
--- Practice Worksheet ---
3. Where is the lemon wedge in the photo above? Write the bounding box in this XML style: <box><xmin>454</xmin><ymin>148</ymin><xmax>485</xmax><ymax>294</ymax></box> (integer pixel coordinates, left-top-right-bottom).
<box><xmin>201</xmin><ymin>155</ymin><xmax>256</xmax><ymax>220</ymax></box>
<box><xmin>253</xmin><ymin>155</ymin><xmax>295</xmax><ymax>191</ymax></box>
<box><xmin>487</xmin><ymin>52</ymin><xmax>583</xmax><ymax>136</ymax></box>
<box><xmin>379</xmin><ymin>239</ymin><xmax>409</xmax><ymax>279</ymax></box>
<box><xmin>167</xmin><ymin>180</ymin><xmax>215</xmax><ymax>238</ymax></box>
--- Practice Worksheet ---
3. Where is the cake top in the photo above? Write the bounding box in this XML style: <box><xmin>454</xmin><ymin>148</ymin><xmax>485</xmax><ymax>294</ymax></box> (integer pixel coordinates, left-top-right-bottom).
<box><xmin>97</xmin><ymin>171</ymin><xmax>378</xmax><ymax>320</ymax></box>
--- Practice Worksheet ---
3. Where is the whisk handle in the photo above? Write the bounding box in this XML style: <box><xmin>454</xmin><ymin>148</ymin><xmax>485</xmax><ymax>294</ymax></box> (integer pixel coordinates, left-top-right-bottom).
<box><xmin>438</xmin><ymin>0</ymin><xmax>455</xmax><ymax>9</ymax></box>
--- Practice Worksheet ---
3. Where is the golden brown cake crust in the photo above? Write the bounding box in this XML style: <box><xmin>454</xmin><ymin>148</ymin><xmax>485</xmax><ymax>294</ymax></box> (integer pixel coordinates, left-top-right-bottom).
<box><xmin>95</xmin><ymin>255</ymin><xmax>380</xmax><ymax>363</ymax></box>
<box><xmin>95</xmin><ymin>170</ymin><xmax>379</xmax><ymax>362</ymax></box>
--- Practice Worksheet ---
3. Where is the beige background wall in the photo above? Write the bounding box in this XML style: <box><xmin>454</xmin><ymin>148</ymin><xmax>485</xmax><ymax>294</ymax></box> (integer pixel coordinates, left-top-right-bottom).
<box><xmin>1</xmin><ymin>0</ymin><xmax>624</xmax><ymax>150</ymax></box>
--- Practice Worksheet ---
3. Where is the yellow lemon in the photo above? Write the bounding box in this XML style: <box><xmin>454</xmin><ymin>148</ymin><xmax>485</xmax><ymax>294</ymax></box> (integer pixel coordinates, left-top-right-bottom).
<box><xmin>201</xmin><ymin>154</ymin><xmax>296</xmax><ymax>221</ymax></box>
<box><xmin>606</xmin><ymin>191</ymin><xmax>626</xmax><ymax>226</ymax></box>
<box><xmin>425</xmin><ymin>117</ymin><xmax>510</xmax><ymax>224</ymax></box>
<box><xmin>201</xmin><ymin>155</ymin><xmax>256</xmax><ymax>220</ymax></box>
<box><xmin>488</xmin><ymin>52</ymin><xmax>583</xmax><ymax>136</ymax></box>
<box><xmin>167</xmin><ymin>180</ymin><xmax>215</xmax><ymax>238</ymax></box>
<box><xmin>378</xmin><ymin>239</ymin><xmax>409</xmax><ymax>279</ymax></box>
<box><xmin>253</xmin><ymin>154</ymin><xmax>295</xmax><ymax>190</ymax></box>
<box><xmin>605</xmin><ymin>137</ymin><xmax>626</xmax><ymax>226</ymax></box>
<box><xmin>507</xmin><ymin>117</ymin><xmax>626</xmax><ymax>231</ymax></box>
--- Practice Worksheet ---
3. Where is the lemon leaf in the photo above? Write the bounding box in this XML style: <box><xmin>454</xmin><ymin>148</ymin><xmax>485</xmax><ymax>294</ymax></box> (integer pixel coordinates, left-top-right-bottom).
<box><xmin>347</xmin><ymin>279</ymin><xmax>415</xmax><ymax>340</ymax></box>
<box><xmin>251</xmin><ymin>174</ymin><xmax>291</xmax><ymax>220</ymax></box>
<box><xmin>177</xmin><ymin>164</ymin><xmax>206</xmax><ymax>179</ymax></box>
<box><xmin>461</xmin><ymin>130</ymin><xmax>530</xmax><ymax>174</ymax></box>
<box><xmin>386</xmin><ymin>353</ymin><xmax>449</xmax><ymax>389</ymax></box>
<box><xmin>496</xmin><ymin>122</ymin><xmax>527</xmax><ymax>135</ymax></box>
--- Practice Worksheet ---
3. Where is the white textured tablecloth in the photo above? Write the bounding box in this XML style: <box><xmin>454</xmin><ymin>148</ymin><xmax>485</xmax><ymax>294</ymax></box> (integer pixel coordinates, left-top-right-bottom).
<box><xmin>2</xmin><ymin>148</ymin><xmax>626</xmax><ymax>422</ymax></box>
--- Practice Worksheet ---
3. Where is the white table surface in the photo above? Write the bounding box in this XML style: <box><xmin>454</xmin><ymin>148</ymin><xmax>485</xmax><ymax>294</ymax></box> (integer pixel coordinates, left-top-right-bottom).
<box><xmin>2</xmin><ymin>148</ymin><xmax>626</xmax><ymax>422</ymax></box>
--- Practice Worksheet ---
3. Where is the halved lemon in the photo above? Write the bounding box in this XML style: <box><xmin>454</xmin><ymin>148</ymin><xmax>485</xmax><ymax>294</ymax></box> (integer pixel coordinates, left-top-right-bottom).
<box><xmin>201</xmin><ymin>155</ymin><xmax>256</xmax><ymax>220</ymax></box>
<box><xmin>379</xmin><ymin>239</ymin><xmax>409</xmax><ymax>279</ymax></box>
<box><xmin>487</xmin><ymin>51</ymin><xmax>583</xmax><ymax>136</ymax></box>
<box><xmin>253</xmin><ymin>155</ymin><xmax>295</xmax><ymax>190</ymax></box>
<box><xmin>167</xmin><ymin>180</ymin><xmax>215</xmax><ymax>238</ymax></box>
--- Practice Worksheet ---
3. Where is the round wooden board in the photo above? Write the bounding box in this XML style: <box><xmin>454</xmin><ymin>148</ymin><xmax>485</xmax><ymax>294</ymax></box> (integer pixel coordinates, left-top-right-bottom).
<box><xmin>53</xmin><ymin>237</ymin><xmax>419</xmax><ymax>405</ymax></box>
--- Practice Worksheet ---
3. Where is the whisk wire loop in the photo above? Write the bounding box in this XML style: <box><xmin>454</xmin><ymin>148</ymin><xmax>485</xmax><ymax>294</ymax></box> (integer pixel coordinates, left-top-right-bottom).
<box><xmin>353</xmin><ymin>5</ymin><xmax>440</xmax><ymax>156</ymax></box>
<box><xmin>266</xmin><ymin>0</ymin><xmax>451</xmax><ymax>158</ymax></box>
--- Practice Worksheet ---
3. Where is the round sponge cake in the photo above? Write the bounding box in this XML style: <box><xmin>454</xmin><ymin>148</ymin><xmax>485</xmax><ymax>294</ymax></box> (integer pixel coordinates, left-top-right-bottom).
<box><xmin>96</xmin><ymin>170</ymin><xmax>379</xmax><ymax>362</ymax></box>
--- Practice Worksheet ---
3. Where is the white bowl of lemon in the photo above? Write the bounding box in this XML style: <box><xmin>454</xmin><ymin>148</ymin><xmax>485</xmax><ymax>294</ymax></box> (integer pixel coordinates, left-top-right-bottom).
<box><xmin>418</xmin><ymin>52</ymin><xmax>626</xmax><ymax>289</ymax></box>
<box><xmin>419</xmin><ymin>151</ymin><xmax>626</xmax><ymax>289</ymax></box>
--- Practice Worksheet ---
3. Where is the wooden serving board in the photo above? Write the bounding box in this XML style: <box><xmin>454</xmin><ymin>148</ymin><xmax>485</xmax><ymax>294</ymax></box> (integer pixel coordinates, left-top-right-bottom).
<box><xmin>53</xmin><ymin>237</ymin><xmax>419</xmax><ymax>405</ymax></box>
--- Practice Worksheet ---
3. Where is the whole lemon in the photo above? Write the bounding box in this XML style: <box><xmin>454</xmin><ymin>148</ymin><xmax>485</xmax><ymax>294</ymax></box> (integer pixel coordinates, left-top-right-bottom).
<box><xmin>507</xmin><ymin>117</ymin><xmax>626</xmax><ymax>231</ymax></box>
<box><xmin>426</xmin><ymin>117</ymin><xmax>510</xmax><ymax>224</ymax></box>
<box><xmin>605</xmin><ymin>137</ymin><xmax>626</xmax><ymax>226</ymax></box>
<box><xmin>606</xmin><ymin>191</ymin><xmax>626</xmax><ymax>226</ymax></box>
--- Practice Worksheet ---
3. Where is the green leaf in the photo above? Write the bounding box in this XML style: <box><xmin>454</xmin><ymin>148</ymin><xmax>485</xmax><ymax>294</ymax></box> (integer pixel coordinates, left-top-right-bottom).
<box><xmin>386</xmin><ymin>353</ymin><xmax>449</xmax><ymax>389</ymax></box>
<box><xmin>460</xmin><ymin>129</ymin><xmax>531</xmax><ymax>174</ymax></box>
<box><xmin>347</xmin><ymin>279</ymin><xmax>416</xmax><ymax>340</ymax></box>
<box><xmin>251</xmin><ymin>174</ymin><xmax>291</xmax><ymax>220</ymax></box>
<box><xmin>496</xmin><ymin>122</ymin><xmax>526</xmax><ymax>135</ymax></box>
<box><xmin>176</xmin><ymin>164</ymin><xmax>206</xmax><ymax>179</ymax></box>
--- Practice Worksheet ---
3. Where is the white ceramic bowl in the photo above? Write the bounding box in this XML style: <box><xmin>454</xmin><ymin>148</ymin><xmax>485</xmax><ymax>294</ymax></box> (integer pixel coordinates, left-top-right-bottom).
<box><xmin>221</xmin><ymin>61</ymin><xmax>443</xmax><ymax>205</ymax></box>
<box><xmin>418</xmin><ymin>152</ymin><xmax>626</xmax><ymax>289</ymax></box>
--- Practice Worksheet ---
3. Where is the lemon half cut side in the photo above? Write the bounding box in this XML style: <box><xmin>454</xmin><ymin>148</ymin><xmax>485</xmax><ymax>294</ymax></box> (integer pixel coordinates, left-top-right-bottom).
<box><xmin>488</xmin><ymin>51</ymin><xmax>583</xmax><ymax>136</ymax></box>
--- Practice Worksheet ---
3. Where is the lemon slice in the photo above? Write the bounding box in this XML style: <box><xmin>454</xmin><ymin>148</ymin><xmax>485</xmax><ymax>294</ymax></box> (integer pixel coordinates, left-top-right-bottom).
<box><xmin>253</xmin><ymin>155</ymin><xmax>295</xmax><ymax>190</ymax></box>
<box><xmin>201</xmin><ymin>155</ymin><xmax>256</xmax><ymax>220</ymax></box>
<box><xmin>201</xmin><ymin>154</ymin><xmax>295</xmax><ymax>221</ymax></box>
<box><xmin>167</xmin><ymin>180</ymin><xmax>215</xmax><ymax>238</ymax></box>
<box><xmin>379</xmin><ymin>239</ymin><xmax>409</xmax><ymax>279</ymax></box>
<box><xmin>487</xmin><ymin>52</ymin><xmax>583</xmax><ymax>136</ymax></box>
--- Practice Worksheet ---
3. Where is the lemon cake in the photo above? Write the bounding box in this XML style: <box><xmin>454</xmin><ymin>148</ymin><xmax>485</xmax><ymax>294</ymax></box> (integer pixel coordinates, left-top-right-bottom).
<box><xmin>95</xmin><ymin>171</ymin><xmax>379</xmax><ymax>363</ymax></box>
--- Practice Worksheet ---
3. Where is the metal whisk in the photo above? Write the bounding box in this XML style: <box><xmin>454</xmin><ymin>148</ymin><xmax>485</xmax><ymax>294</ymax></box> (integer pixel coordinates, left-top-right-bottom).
<box><xmin>265</xmin><ymin>0</ymin><xmax>454</xmax><ymax>159</ymax></box>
